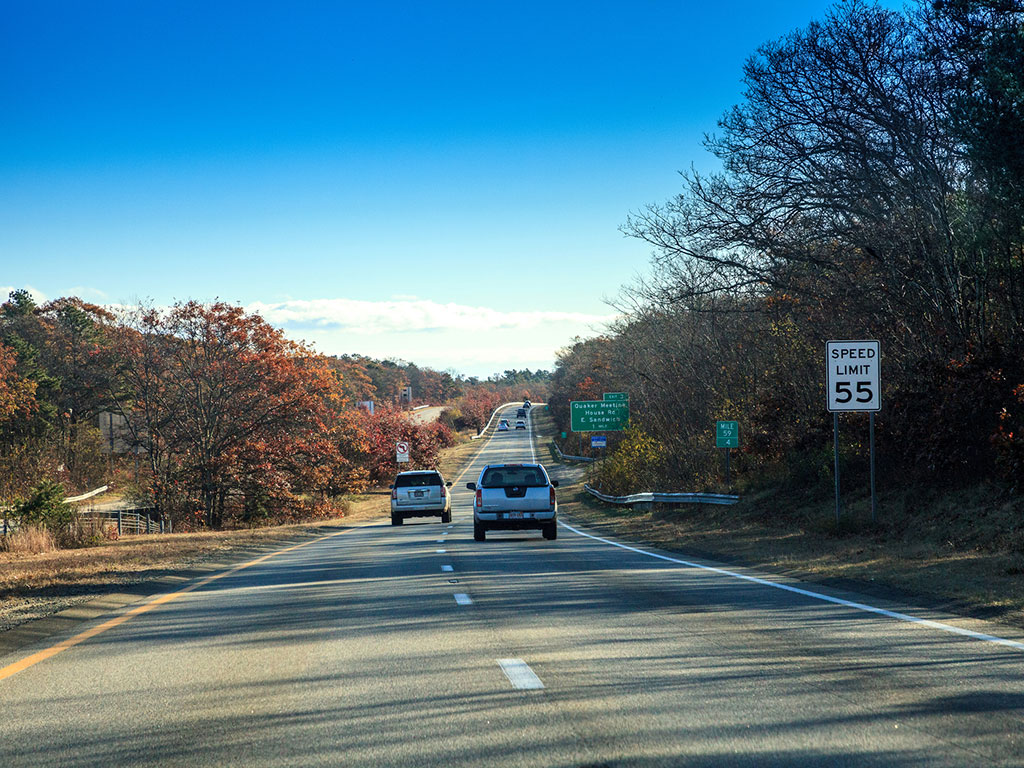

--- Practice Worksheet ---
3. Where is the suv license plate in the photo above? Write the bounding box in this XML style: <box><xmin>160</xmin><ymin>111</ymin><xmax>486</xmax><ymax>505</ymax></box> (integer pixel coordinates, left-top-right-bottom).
<box><xmin>413</xmin><ymin>491</ymin><xmax>424</xmax><ymax>498</ymax></box>
<box><xmin>509</xmin><ymin>511</ymin><xmax>522</xmax><ymax>519</ymax></box>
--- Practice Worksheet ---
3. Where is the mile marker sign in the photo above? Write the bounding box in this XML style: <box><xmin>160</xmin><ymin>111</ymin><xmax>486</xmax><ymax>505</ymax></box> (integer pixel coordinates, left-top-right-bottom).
<box><xmin>827</xmin><ymin>340</ymin><xmax>880</xmax><ymax>412</ymax></box>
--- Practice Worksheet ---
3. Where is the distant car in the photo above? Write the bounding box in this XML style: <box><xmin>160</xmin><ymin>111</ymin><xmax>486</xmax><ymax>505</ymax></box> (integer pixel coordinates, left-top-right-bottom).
<box><xmin>466</xmin><ymin>462</ymin><xmax>558</xmax><ymax>541</ymax></box>
<box><xmin>390</xmin><ymin>470</ymin><xmax>452</xmax><ymax>525</ymax></box>
<box><xmin>515</xmin><ymin>419</ymin><xmax>526</xmax><ymax>429</ymax></box>
<box><xmin>498</xmin><ymin>422</ymin><xmax>510</xmax><ymax>431</ymax></box>
<box><xmin>516</xmin><ymin>408</ymin><xmax>527</xmax><ymax>418</ymax></box>
<box><xmin>523</xmin><ymin>401</ymin><xmax>531</xmax><ymax>409</ymax></box>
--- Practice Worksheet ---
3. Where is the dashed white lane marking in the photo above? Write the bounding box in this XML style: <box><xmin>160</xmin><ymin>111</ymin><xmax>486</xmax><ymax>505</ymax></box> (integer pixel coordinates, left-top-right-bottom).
<box><xmin>497</xmin><ymin>659</ymin><xmax>544</xmax><ymax>690</ymax></box>
<box><xmin>436</xmin><ymin>539</ymin><xmax>445</xmax><ymax>543</ymax></box>
<box><xmin>441</xmin><ymin>565</ymin><xmax>454</xmax><ymax>572</ymax></box>
<box><xmin>436</xmin><ymin>549</ymin><xmax>446</xmax><ymax>554</ymax></box>
<box><xmin>560</xmin><ymin>522</ymin><xmax>1024</xmax><ymax>651</ymax></box>
<box><xmin>454</xmin><ymin>593</ymin><xmax>473</xmax><ymax>605</ymax></box>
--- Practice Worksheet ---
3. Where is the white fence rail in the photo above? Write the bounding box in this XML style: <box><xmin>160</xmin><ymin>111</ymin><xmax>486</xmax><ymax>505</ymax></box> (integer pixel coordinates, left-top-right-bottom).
<box><xmin>584</xmin><ymin>484</ymin><xmax>739</xmax><ymax>507</ymax></box>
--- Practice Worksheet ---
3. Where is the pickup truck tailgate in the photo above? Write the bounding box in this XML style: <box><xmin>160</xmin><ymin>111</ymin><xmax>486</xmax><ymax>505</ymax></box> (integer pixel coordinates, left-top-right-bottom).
<box><xmin>480</xmin><ymin>486</ymin><xmax>550</xmax><ymax>512</ymax></box>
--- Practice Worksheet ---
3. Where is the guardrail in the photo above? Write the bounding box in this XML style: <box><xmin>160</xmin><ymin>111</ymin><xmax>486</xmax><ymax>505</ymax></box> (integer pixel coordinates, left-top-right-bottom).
<box><xmin>551</xmin><ymin>442</ymin><xmax>596</xmax><ymax>463</ymax></box>
<box><xmin>584</xmin><ymin>484</ymin><xmax>739</xmax><ymax>507</ymax></box>
<box><xmin>411</xmin><ymin>404</ymin><xmax>431</xmax><ymax>411</ymax></box>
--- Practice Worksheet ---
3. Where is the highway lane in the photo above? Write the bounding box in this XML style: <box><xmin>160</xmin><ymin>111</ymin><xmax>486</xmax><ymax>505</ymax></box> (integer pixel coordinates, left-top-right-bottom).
<box><xmin>3</xmin><ymin>403</ymin><xmax>1024</xmax><ymax>766</ymax></box>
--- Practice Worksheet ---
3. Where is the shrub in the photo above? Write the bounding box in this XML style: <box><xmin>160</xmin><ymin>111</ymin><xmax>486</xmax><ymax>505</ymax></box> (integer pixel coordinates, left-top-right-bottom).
<box><xmin>14</xmin><ymin>479</ymin><xmax>74</xmax><ymax>532</ymax></box>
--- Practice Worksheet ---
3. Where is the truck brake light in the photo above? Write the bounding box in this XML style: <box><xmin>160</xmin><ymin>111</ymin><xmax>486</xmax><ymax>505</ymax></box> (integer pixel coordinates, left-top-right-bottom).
<box><xmin>549</xmin><ymin>486</ymin><xmax>556</xmax><ymax>507</ymax></box>
<box><xmin>475</xmin><ymin>489</ymin><xmax>482</xmax><ymax>507</ymax></box>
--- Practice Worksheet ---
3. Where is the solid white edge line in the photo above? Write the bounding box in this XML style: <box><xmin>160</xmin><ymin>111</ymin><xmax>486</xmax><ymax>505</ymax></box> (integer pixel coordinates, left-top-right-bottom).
<box><xmin>436</xmin><ymin>549</ymin><xmax>446</xmax><ymax>554</ymax></box>
<box><xmin>497</xmin><ymin>658</ymin><xmax>545</xmax><ymax>690</ymax></box>
<box><xmin>559</xmin><ymin>522</ymin><xmax>1024</xmax><ymax>651</ymax></box>
<box><xmin>454</xmin><ymin>593</ymin><xmax>472</xmax><ymax>605</ymax></box>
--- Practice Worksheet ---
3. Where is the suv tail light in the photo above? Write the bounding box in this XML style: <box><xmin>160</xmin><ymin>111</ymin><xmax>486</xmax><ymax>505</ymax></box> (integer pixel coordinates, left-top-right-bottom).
<box><xmin>440</xmin><ymin>485</ymin><xmax>447</xmax><ymax>499</ymax></box>
<box><xmin>475</xmin><ymin>489</ymin><xmax>482</xmax><ymax>507</ymax></box>
<box><xmin>549</xmin><ymin>486</ymin><xmax>557</xmax><ymax>508</ymax></box>
<box><xmin>391</xmin><ymin>488</ymin><xmax>397</xmax><ymax>500</ymax></box>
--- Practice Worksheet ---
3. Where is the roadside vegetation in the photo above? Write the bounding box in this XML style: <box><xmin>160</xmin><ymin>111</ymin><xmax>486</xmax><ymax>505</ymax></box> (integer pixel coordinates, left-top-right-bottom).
<box><xmin>544</xmin><ymin>0</ymin><xmax>1024</xmax><ymax>619</ymax></box>
<box><xmin>550</xmin><ymin>0</ymin><xmax>1024</xmax><ymax>520</ymax></box>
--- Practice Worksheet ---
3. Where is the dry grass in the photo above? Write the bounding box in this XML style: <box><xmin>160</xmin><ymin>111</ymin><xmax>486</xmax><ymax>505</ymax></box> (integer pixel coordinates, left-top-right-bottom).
<box><xmin>1</xmin><ymin>526</ymin><xmax>57</xmax><ymax>554</ymax></box>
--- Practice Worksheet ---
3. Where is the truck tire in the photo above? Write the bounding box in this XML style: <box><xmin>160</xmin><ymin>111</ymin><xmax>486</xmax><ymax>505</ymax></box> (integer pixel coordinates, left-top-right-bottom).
<box><xmin>441</xmin><ymin>510</ymin><xmax>452</xmax><ymax>524</ymax></box>
<box><xmin>474</xmin><ymin>521</ymin><xmax>486</xmax><ymax>542</ymax></box>
<box><xmin>542</xmin><ymin>523</ymin><xmax>557</xmax><ymax>540</ymax></box>
<box><xmin>391</xmin><ymin>513</ymin><xmax>402</xmax><ymax>526</ymax></box>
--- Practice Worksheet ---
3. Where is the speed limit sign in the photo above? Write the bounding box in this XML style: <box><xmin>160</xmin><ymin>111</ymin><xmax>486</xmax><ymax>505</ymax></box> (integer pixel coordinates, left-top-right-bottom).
<box><xmin>396</xmin><ymin>441</ymin><xmax>410</xmax><ymax>463</ymax></box>
<box><xmin>826</xmin><ymin>340</ymin><xmax>880</xmax><ymax>412</ymax></box>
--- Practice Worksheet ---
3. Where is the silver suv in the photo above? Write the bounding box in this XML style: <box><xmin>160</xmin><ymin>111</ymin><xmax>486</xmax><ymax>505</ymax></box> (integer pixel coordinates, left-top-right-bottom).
<box><xmin>390</xmin><ymin>470</ymin><xmax>452</xmax><ymax>525</ymax></box>
<box><xmin>466</xmin><ymin>463</ymin><xmax>558</xmax><ymax>541</ymax></box>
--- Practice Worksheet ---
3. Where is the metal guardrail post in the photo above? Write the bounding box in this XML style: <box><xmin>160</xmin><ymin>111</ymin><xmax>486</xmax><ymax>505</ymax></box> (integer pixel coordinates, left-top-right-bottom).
<box><xmin>117</xmin><ymin>509</ymin><xmax>122</xmax><ymax>537</ymax></box>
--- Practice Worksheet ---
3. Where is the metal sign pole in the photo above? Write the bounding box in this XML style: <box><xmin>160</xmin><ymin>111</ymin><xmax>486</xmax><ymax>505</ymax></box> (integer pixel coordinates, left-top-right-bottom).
<box><xmin>870</xmin><ymin>412</ymin><xmax>877</xmax><ymax>524</ymax></box>
<box><xmin>725</xmin><ymin>448</ymin><xmax>731</xmax><ymax>488</ymax></box>
<box><xmin>833</xmin><ymin>412</ymin><xmax>841</xmax><ymax>524</ymax></box>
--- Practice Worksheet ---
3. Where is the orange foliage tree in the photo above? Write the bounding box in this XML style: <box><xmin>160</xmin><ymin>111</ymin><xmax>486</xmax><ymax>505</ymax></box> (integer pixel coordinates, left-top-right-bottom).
<box><xmin>113</xmin><ymin>301</ymin><xmax>348</xmax><ymax>528</ymax></box>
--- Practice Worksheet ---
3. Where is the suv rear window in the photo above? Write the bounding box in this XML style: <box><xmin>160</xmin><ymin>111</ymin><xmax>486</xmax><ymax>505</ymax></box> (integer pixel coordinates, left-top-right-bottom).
<box><xmin>481</xmin><ymin>466</ymin><xmax>546</xmax><ymax>488</ymax></box>
<box><xmin>394</xmin><ymin>473</ymin><xmax>442</xmax><ymax>488</ymax></box>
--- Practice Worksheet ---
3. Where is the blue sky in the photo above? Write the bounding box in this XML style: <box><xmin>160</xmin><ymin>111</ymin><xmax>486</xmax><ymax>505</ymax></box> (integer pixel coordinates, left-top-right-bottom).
<box><xmin>1</xmin><ymin>0</ymin><xmax>905</xmax><ymax>377</ymax></box>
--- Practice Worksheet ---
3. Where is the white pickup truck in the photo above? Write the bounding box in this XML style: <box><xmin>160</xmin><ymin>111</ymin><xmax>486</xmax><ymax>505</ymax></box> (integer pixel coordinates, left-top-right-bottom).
<box><xmin>466</xmin><ymin>463</ymin><xmax>558</xmax><ymax>541</ymax></box>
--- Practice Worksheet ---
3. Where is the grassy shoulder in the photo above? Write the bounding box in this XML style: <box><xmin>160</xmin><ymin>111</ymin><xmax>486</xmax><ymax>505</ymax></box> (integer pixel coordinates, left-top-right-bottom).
<box><xmin>0</xmin><ymin>428</ymin><xmax>485</xmax><ymax>633</ymax></box>
<box><xmin>535</xmin><ymin>408</ymin><xmax>1024</xmax><ymax>629</ymax></box>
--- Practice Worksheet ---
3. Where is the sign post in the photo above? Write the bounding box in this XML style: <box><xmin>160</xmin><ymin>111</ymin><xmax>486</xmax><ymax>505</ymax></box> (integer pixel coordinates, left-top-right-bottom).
<box><xmin>716</xmin><ymin>421</ymin><xmax>739</xmax><ymax>487</ymax></box>
<box><xmin>396</xmin><ymin>441</ymin><xmax>410</xmax><ymax>464</ymax></box>
<box><xmin>826</xmin><ymin>340</ymin><xmax>880</xmax><ymax>523</ymax></box>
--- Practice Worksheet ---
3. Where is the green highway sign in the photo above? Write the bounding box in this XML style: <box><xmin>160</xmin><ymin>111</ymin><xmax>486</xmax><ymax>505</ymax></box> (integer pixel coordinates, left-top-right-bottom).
<box><xmin>603</xmin><ymin>392</ymin><xmax>629</xmax><ymax>402</ymax></box>
<box><xmin>716</xmin><ymin>420</ymin><xmax>739</xmax><ymax>448</ymax></box>
<box><xmin>571</xmin><ymin>400</ymin><xmax>629</xmax><ymax>432</ymax></box>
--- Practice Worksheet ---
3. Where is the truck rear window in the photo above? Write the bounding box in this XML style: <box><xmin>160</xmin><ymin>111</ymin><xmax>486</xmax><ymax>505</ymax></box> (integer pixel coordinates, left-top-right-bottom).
<box><xmin>481</xmin><ymin>467</ymin><xmax>546</xmax><ymax>488</ymax></box>
<box><xmin>394</xmin><ymin>473</ymin><xmax>442</xmax><ymax>488</ymax></box>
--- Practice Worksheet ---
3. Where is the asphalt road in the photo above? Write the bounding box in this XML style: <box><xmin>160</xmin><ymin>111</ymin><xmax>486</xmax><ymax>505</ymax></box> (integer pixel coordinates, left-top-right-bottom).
<box><xmin>3</xmin><ymin>405</ymin><xmax>1024</xmax><ymax>766</ymax></box>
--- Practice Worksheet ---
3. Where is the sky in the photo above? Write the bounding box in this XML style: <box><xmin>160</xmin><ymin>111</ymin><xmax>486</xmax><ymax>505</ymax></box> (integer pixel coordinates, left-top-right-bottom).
<box><xmin>0</xmin><ymin>0</ymin><xmax>906</xmax><ymax>378</ymax></box>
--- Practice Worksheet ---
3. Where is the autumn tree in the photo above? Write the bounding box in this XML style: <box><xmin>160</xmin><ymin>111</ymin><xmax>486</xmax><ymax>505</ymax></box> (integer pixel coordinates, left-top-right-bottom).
<box><xmin>113</xmin><ymin>301</ymin><xmax>344</xmax><ymax>528</ymax></box>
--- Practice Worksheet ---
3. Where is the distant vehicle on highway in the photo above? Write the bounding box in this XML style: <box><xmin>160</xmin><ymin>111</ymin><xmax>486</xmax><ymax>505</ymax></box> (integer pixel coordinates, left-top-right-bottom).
<box><xmin>523</xmin><ymin>400</ymin><xmax>531</xmax><ymax>409</ymax></box>
<box><xmin>515</xmin><ymin>419</ymin><xmax>526</xmax><ymax>430</ymax></box>
<box><xmin>516</xmin><ymin>408</ymin><xmax>527</xmax><ymax>418</ymax></box>
<box><xmin>390</xmin><ymin>470</ymin><xmax>452</xmax><ymax>526</ymax></box>
<box><xmin>498</xmin><ymin>421</ymin><xmax>510</xmax><ymax>432</ymax></box>
<box><xmin>466</xmin><ymin>462</ymin><xmax>558</xmax><ymax>541</ymax></box>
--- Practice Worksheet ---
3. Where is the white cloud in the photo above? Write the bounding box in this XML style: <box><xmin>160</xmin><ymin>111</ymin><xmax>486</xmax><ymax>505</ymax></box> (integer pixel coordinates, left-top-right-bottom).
<box><xmin>243</xmin><ymin>296</ymin><xmax>617</xmax><ymax>376</ymax></box>
<box><xmin>247</xmin><ymin>297</ymin><xmax>616</xmax><ymax>335</ymax></box>
<box><xmin>64</xmin><ymin>286</ymin><xmax>110</xmax><ymax>301</ymax></box>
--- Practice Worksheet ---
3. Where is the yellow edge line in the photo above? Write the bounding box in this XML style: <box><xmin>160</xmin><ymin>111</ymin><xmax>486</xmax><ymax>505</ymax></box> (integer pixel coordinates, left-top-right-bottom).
<box><xmin>0</xmin><ymin>526</ymin><xmax>357</xmax><ymax>683</ymax></box>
